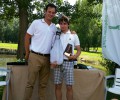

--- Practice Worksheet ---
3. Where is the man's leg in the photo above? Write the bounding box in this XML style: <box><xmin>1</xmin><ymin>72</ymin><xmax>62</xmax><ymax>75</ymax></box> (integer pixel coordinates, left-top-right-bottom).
<box><xmin>24</xmin><ymin>53</ymin><xmax>40</xmax><ymax>100</ymax></box>
<box><xmin>55</xmin><ymin>84</ymin><xmax>62</xmax><ymax>100</ymax></box>
<box><xmin>38</xmin><ymin>56</ymin><xmax>50</xmax><ymax>100</ymax></box>
<box><xmin>66</xmin><ymin>85</ymin><xmax>73</xmax><ymax>100</ymax></box>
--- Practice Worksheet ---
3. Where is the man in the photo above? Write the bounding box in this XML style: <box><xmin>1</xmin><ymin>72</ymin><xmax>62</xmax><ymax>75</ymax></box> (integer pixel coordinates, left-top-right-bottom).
<box><xmin>24</xmin><ymin>3</ymin><xmax>57</xmax><ymax>100</ymax></box>
<box><xmin>53</xmin><ymin>15</ymin><xmax>81</xmax><ymax>100</ymax></box>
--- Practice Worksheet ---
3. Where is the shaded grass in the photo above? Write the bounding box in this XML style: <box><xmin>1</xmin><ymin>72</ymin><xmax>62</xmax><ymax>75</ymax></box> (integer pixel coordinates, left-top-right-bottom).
<box><xmin>106</xmin><ymin>78</ymin><xmax>120</xmax><ymax>100</ymax></box>
<box><xmin>0</xmin><ymin>87</ymin><xmax>4</xmax><ymax>99</ymax></box>
<box><xmin>0</xmin><ymin>77</ymin><xmax>5</xmax><ymax>99</ymax></box>
<box><xmin>107</xmin><ymin>92</ymin><xmax>120</xmax><ymax>100</ymax></box>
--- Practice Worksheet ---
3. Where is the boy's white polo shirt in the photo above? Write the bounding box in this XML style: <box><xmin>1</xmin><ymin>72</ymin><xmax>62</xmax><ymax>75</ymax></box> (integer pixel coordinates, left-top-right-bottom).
<box><xmin>27</xmin><ymin>19</ymin><xmax>57</xmax><ymax>54</ymax></box>
<box><xmin>60</xmin><ymin>30</ymin><xmax>80</xmax><ymax>60</ymax></box>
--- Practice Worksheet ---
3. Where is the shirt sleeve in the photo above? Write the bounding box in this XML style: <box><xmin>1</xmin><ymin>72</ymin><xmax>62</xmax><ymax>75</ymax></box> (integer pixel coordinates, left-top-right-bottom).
<box><xmin>51</xmin><ymin>25</ymin><xmax>57</xmax><ymax>47</ymax></box>
<box><xmin>27</xmin><ymin>20</ymin><xmax>36</xmax><ymax>35</ymax></box>
<box><xmin>74</xmin><ymin>34</ymin><xmax>80</xmax><ymax>46</ymax></box>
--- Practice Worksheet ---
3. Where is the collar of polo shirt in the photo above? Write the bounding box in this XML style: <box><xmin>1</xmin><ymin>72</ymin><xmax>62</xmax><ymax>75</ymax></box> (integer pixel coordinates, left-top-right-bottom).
<box><xmin>41</xmin><ymin>19</ymin><xmax>54</xmax><ymax>26</ymax></box>
<box><xmin>41</xmin><ymin>19</ymin><xmax>45</xmax><ymax>23</ymax></box>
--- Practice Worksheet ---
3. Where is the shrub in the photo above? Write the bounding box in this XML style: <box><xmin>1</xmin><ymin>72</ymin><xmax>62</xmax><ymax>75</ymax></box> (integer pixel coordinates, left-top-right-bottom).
<box><xmin>100</xmin><ymin>58</ymin><xmax>120</xmax><ymax>75</ymax></box>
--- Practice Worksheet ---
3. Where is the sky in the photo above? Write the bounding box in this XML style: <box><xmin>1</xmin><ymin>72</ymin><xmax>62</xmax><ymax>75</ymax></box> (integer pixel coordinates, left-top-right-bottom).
<box><xmin>64</xmin><ymin>0</ymin><xmax>77</xmax><ymax>5</ymax></box>
<box><xmin>33</xmin><ymin>0</ymin><xmax>77</xmax><ymax>14</ymax></box>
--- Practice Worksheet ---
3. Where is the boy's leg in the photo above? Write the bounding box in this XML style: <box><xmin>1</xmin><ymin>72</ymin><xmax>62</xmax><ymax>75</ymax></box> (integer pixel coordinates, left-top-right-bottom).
<box><xmin>66</xmin><ymin>85</ymin><xmax>73</xmax><ymax>100</ymax></box>
<box><xmin>63</xmin><ymin>61</ymin><xmax>74</xmax><ymax>100</ymax></box>
<box><xmin>54</xmin><ymin>66</ymin><xmax>62</xmax><ymax>100</ymax></box>
<box><xmin>55</xmin><ymin>84</ymin><xmax>62</xmax><ymax>100</ymax></box>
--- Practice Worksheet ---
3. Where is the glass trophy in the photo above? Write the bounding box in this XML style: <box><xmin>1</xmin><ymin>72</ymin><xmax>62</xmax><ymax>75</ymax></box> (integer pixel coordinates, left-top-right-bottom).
<box><xmin>64</xmin><ymin>43</ymin><xmax>72</xmax><ymax>57</ymax></box>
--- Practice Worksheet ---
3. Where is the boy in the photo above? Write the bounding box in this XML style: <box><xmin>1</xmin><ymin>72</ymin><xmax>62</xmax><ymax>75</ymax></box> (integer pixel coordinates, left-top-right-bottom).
<box><xmin>53</xmin><ymin>15</ymin><xmax>81</xmax><ymax>100</ymax></box>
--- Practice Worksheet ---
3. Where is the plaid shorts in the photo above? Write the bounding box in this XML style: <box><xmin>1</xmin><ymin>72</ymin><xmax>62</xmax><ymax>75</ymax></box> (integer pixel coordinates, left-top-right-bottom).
<box><xmin>54</xmin><ymin>61</ymin><xmax>74</xmax><ymax>85</ymax></box>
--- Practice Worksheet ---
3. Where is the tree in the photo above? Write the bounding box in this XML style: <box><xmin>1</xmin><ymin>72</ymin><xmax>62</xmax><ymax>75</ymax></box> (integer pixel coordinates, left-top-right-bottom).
<box><xmin>70</xmin><ymin>0</ymin><xmax>102</xmax><ymax>51</ymax></box>
<box><xmin>15</xmin><ymin>0</ymin><xmax>31</xmax><ymax>59</ymax></box>
<box><xmin>0</xmin><ymin>0</ymin><xmax>103</xmax><ymax>57</ymax></box>
<box><xmin>0</xmin><ymin>0</ymin><xmax>65</xmax><ymax>59</ymax></box>
<box><xmin>0</xmin><ymin>0</ymin><xmax>31</xmax><ymax>59</ymax></box>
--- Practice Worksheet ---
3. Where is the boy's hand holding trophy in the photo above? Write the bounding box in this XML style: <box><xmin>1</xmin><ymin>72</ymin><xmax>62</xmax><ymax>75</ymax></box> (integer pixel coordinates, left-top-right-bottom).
<box><xmin>64</xmin><ymin>43</ymin><xmax>77</xmax><ymax>60</ymax></box>
<box><xmin>64</xmin><ymin>43</ymin><xmax>72</xmax><ymax>57</ymax></box>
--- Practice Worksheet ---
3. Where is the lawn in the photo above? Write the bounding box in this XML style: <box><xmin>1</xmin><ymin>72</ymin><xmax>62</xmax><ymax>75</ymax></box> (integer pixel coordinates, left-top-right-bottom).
<box><xmin>0</xmin><ymin>43</ymin><xmax>111</xmax><ymax>74</ymax></box>
<box><xmin>0</xmin><ymin>43</ymin><xmax>18</xmax><ymax>50</ymax></box>
<box><xmin>74</xmin><ymin>48</ymin><xmax>108</xmax><ymax>74</ymax></box>
<box><xmin>80</xmin><ymin>52</ymin><xmax>107</xmax><ymax>71</ymax></box>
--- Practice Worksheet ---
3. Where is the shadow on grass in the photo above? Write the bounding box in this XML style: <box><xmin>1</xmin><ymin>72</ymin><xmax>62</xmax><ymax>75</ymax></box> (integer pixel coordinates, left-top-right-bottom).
<box><xmin>107</xmin><ymin>92</ymin><xmax>120</xmax><ymax>100</ymax></box>
<box><xmin>106</xmin><ymin>77</ymin><xmax>120</xmax><ymax>100</ymax></box>
<box><xmin>0</xmin><ymin>76</ymin><xmax>6</xmax><ymax>99</ymax></box>
<box><xmin>0</xmin><ymin>86</ymin><xmax>4</xmax><ymax>99</ymax></box>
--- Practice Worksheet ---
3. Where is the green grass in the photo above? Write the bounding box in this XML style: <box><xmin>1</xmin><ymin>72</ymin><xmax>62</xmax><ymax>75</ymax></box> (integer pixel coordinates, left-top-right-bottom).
<box><xmin>89</xmin><ymin>47</ymin><xmax>102</xmax><ymax>52</ymax></box>
<box><xmin>0</xmin><ymin>77</ymin><xmax>6</xmax><ymax>99</ymax></box>
<box><xmin>0</xmin><ymin>86</ymin><xmax>4</xmax><ymax>99</ymax></box>
<box><xmin>0</xmin><ymin>43</ymin><xmax>17</xmax><ymax>50</ymax></box>
<box><xmin>74</xmin><ymin>49</ymin><xmax>107</xmax><ymax>74</ymax></box>
<box><xmin>80</xmin><ymin>51</ymin><xmax>102</xmax><ymax>64</ymax></box>
<box><xmin>0</xmin><ymin>43</ymin><xmax>107</xmax><ymax>73</ymax></box>
<box><xmin>0</xmin><ymin>43</ymin><xmax>107</xmax><ymax>72</ymax></box>
<box><xmin>107</xmin><ymin>92</ymin><xmax>120</xmax><ymax>100</ymax></box>
<box><xmin>106</xmin><ymin>78</ymin><xmax>120</xmax><ymax>100</ymax></box>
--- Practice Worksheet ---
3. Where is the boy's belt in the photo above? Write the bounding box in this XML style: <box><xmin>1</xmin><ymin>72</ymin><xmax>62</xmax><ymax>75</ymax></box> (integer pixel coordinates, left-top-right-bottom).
<box><xmin>63</xmin><ymin>59</ymin><xmax>74</xmax><ymax>62</ymax></box>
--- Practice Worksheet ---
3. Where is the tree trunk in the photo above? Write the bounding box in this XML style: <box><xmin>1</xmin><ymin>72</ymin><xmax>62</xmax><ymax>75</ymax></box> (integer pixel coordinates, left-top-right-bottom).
<box><xmin>17</xmin><ymin>8</ymin><xmax>28</xmax><ymax>59</ymax></box>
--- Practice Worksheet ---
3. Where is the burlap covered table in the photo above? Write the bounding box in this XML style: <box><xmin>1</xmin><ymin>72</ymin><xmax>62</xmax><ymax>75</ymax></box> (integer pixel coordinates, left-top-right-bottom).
<box><xmin>2</xmin><ymin>64</ymin><xmax>105</xmax><ymax>100</ymax></box>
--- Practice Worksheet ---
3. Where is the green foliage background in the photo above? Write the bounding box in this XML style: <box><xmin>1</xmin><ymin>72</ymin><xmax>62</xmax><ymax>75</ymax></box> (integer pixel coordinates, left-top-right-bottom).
<box><xmin>0</xmin><ymin>0</ymin><xmax>103</xmax><ymax>51</ymax></box>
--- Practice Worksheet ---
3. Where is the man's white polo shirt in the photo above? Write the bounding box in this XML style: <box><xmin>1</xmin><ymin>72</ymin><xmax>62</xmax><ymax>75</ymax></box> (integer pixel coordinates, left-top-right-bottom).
<box><xmin>27</xmin><ymin>19</ymin><xmax>57</xmax><ymax>54</ymax></box>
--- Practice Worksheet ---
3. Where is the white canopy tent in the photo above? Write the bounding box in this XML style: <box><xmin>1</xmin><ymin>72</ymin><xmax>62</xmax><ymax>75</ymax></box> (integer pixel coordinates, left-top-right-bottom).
<box><xmin>102</xmin><ymin>0</ymin><xmax>120</xmax><ymax>66</ymax></box>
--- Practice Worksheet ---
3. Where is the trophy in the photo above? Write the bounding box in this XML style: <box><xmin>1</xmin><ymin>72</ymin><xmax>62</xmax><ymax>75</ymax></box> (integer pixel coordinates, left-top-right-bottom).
<box><xmin>64</xmin><ymin>43</ymin><xmax>72</xmax><ymax>57</ymax></box>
